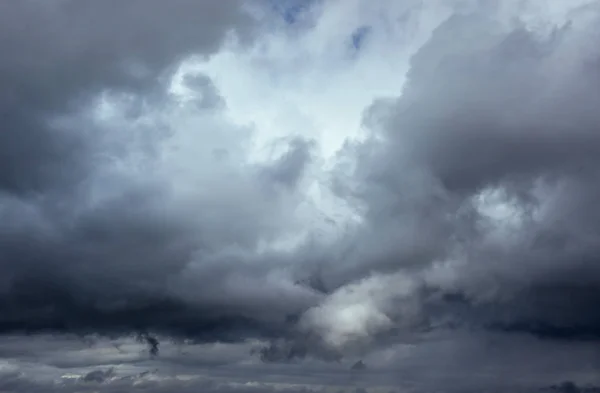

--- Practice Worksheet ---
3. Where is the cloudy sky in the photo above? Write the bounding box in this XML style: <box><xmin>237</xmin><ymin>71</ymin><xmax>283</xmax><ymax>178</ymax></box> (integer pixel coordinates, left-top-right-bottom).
<box><xmin>2</xmin><ymin>0</ymin><xmax>600</xmax><ymax>391</ymax></box>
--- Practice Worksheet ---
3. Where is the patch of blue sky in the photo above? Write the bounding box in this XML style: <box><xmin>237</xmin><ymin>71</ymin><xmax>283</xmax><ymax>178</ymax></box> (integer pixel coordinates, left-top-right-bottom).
<box><xmin>269</xmin><ymin>0</ymin><xmax>315</xmax><ymax>25</ymax></box>
<box><xmin>350</xmin><ymin>25</ymin><xmax>371</xmax><ymax>51</ymax></box>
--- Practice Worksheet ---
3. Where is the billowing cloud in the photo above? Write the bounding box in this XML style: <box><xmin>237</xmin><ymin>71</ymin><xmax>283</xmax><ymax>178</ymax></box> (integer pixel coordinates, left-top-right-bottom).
<box><xmin>0</xmin><ymin>0</ymin><xmax>325</xmax><ymax>342</ymax></box>
<box><xmin>0</xmin><ymin>0</ymin><xmax>253</xmax><ymax>194</ymax></box>
<box><xmin>315</xmin><ymin>1</ymin><xmax>600</xmax><ymax>346</ymax></box>
<box><xmin>2</xmin><ymin>0</ymin><xmax>600</xmax><ymax>390</ymax></box>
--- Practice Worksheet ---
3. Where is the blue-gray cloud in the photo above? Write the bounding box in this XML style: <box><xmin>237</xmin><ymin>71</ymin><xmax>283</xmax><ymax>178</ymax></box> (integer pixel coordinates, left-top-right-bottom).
<box><xmin>2</xmin><ymin>2</ymin><xmax>600</xmax><ymax>390</ymax></box>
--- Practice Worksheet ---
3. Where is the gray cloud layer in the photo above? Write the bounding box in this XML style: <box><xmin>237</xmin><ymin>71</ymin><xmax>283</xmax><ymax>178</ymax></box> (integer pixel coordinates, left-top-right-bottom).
<box><xmin>0</xmin><ymin>0</ymin><xmax>308</xmax><ymax>341</ymax></box>
<box><xmin>2</xmin><ymin>333</ymin><xmax>600</xmax><ymax>393</ymax></box>
<box><xmin>0</xmin><ymin>0</ymin><xmax>252</xmax><ymax>194</ymax></box>
<box><xmin>2</xmin><ymin>0</ymin><xmax>600</xmax><ymax>379</ymax></box>
<box><xmin>361</xmin><ymin>10</ymin><xmax>600</xmax><ymax>338</ymax></box>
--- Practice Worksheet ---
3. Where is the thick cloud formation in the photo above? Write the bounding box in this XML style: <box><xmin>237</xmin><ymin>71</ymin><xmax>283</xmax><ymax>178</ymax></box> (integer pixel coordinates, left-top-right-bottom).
<box><xmin>0</xmin><ymin>0</ymin><xmax>252</xmax><ymax>194</ymax></box>
<box><xmin>0</xmin><ymin>0</ymin><xmax>316</xmax><ymax>341</ymax></box>
<box><xmin>3</xmin><ymin>0</ymin><xmax>600</xmax><ymax>379</ymax></box>
<box><xmin>311</xmin><ymin>2</ymin><xmax>600</xmax><ymax>349</ymax></box>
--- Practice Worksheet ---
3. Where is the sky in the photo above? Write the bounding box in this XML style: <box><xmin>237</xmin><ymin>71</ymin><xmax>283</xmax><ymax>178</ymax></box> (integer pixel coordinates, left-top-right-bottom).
<box><xmin>1</xmin><ymin>0</ymin><xmax>600</xmax><ymax>392</ymax></box>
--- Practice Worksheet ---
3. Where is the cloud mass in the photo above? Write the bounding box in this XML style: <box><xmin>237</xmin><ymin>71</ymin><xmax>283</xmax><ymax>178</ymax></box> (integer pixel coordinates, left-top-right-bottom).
<box><xmin>2</xmin><ymin>0</ymin><xmax>600</xmax><ymax>391</ymax></box>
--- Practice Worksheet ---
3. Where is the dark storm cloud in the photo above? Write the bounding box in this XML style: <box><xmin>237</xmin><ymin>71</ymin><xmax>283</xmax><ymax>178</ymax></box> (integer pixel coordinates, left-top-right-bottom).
<box><xmin>0</xmin><ymin>180</ymin><xmax>314</xmax><ymax>341</ymax></box>
<box><xmin>0</xmin><ymin>0</ymin><xmax>251</xmax><ymax>194</ymax></box>
<box><xmin>4</xmin><ymin>0</ymin><xmax>600</xmax><ymax>375</ymax></box>
<box><xmin>321</xmin><ymin>6</ymin><xmax>600</xmax><ymax>345</ymax></box>
<box><xmin>0</xmin><ymin>0</ymin><xmax>323</xmax><ymax>344</ymax></box>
